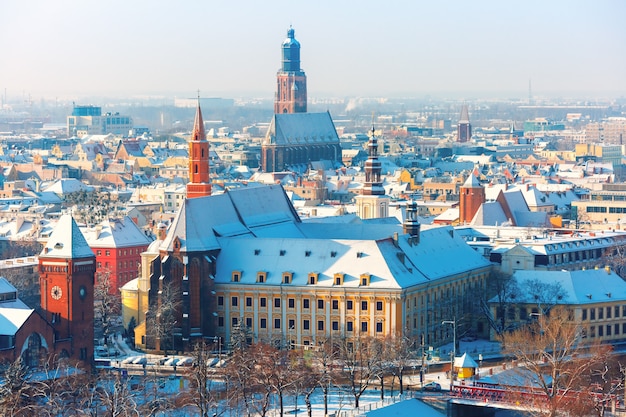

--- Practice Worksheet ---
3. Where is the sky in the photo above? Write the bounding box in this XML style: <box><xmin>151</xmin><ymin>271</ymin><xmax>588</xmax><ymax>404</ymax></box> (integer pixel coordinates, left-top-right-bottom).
<box><xmin>1</xmin><ymin>0</ymin><xmax>625</xmax><ymax>101</ymax></box>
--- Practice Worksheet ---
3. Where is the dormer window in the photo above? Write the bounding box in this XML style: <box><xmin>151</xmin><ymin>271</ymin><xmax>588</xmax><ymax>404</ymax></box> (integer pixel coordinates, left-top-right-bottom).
<box><xmin>283</xmin><ymin>272</ymin><xmax>292</xmax><ymax>284</ymax></box>
<box><xmin>360</xmin><ymin>273</ymin><xmax>370</xmax><ymax>286</ymax></box>
<box><xmin>232</xmin><ymin>271</ymin><xmax>241</xmax><ymax>282</ymax></box>
<box><xmin>257</xmin><ymin>272</ymin><xmax>266</xmax><ymax>283</ymax></box>
<box><xmin>334</xmin><ymin>273</ymin><xmax>344</xmax><ymax>286</ymax></box>
<box><xmin>308</xmin><ymin>273</ymin><xmax>318</xmax><ymax>285</ymax></box>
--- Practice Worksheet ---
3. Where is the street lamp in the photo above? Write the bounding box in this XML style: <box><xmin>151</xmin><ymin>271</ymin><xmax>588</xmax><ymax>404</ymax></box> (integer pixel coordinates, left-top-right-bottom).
<box><xmin>442</xmin><ymin>319</ymin><xmax>456</xmax><ymax>390</ymax></box>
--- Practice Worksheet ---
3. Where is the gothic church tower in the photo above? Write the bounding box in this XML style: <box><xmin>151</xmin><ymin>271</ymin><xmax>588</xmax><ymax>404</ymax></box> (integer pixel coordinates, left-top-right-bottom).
<box><xmin>274</xmin><ymin>27</ymin><xmax>307</xmax><ymax>114</ymax></box>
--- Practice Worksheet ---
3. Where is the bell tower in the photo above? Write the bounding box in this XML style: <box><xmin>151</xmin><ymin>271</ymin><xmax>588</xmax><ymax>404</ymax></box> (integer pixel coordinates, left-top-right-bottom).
<box><xmin>39</xmin><ymin>214</ymin><xmax>96</xmax><ymax>365</ymax></box>
<box><xmin>459</xmin><ymin>172</ymin><xmax>485</xmax><ymax>224</ymax></box>
<box><xmin>187</xmin><ymin>96</ymin><xmax>212</xmax><ymax>198</ymax></box>
<box><xmin>356</xmin><ymin>126</ymin><xmax>390</xmax><ymax>219</ymax></box>
<box><xmin>274</xmin><ymin>27</ymin><xmax>307</xmax><ymax>114</ymax></box>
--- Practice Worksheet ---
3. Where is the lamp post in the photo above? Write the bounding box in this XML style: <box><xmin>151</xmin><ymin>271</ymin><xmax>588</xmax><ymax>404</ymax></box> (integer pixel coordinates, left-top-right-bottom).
<box><xmin>442</xmin><ymin>319</ymin><xmax>456</xmax><ymax>390</ymax></box>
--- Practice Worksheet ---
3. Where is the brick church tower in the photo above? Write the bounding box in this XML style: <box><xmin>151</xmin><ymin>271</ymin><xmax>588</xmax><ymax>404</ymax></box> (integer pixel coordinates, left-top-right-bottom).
<box><xmin>457</xmin><ymin>104</ymin><xmax>472</xmax><ymax>143</ymax></box>
<box><xmin>274</xmin><ymin>27</ymin><xmax>307</xmax><ymax>114</ymax></box>
<box><xmin>459</xmin><ymin>172</ymin><xmax>485</xmax><ymax>224</ymax></box>
<box><xmin>186</xmin><ymin>98</ymin><xmax>212</xmax><ymax>198</ymax></box>
<box><xmin>39</xmin><ymin>214</ymin><xmax>96</xmax><ymax>366</ymax></box>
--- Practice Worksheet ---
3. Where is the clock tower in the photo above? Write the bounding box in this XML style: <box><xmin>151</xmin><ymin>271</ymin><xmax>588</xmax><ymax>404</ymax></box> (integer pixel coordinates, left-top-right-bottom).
<box><xmin>39</xmin><ymin>214</ymin><xmax>96</xmax><ymax>365</ymax></box>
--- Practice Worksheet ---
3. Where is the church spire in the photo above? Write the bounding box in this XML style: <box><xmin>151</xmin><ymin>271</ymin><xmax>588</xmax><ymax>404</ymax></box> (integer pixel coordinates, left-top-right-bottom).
<box><xmin>362</xmin><ymin>126</ymin><xmax>384</xmax><ymax>196</ymax></box>
<box><xmin>187</xmin><ymin>94</ymin><xmax>212</xmax><ymax>198</ymax></box>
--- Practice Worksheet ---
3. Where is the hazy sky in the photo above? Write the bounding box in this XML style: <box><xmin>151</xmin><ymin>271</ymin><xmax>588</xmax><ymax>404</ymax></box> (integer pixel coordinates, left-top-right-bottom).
<box><xmin>1</xmin><ymin>0</ymin><xmax>625</xmax><ymax>101</ymax></box>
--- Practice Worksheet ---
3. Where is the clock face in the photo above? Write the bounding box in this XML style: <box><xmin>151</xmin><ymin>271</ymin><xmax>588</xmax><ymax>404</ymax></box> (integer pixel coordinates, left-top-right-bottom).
<box><xmin>51</xmin><ymin>285</ymin><xmax>62</xmax><ymax>300</ymax></box>
<box><xmin>79</xmin><ymin>286</ymin><xmax>87</xmax><ymax>300</ymax></box>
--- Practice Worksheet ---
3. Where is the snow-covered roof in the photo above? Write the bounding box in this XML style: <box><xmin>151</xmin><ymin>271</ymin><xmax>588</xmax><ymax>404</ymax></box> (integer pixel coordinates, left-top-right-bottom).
<box><xmin>366</xmin><ymin>399</ymin><xmax>445</xmax><ymax>416</ymax></box>
<box><xmin>263</xmin><ymin>112</ymin><xmax>340</xmax><ymax>146</ymax></box>
<box><xmin>43</xmin><ymin>178</ymin><xmax>93</xmax><ymax>195</ymax></box>
<box><xmin>82</xmin><ymin>216</ymin><xmax>152</xmax><ymax>249</ymax></box>
<box><xmin>509</xmin><ymin>269</ymin><xmax>626</xmax><ymax>305</ymax></box>
<box><xmin>40</xmin><ymin>214</ymin><xmax>95</xmax><ymax>259</ymax></box>
<box><xmin>0</xmin><ymin>307</ymin><xmax>33</xmax><ymax>336</ymax></box>
<box><xmin>454</xmin><ymin>352</ymin><xmax>479</xmax><ymax>368</ymax></box>
<box><xmin>161</xmin><ymin>185</ymin><xmax>302</xmax><ymax>252</ymax></box>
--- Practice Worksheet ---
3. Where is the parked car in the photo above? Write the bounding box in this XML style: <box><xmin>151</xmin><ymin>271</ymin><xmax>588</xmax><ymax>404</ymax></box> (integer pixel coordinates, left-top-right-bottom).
<box><xmin>163</xmin><ymin>357</ymin><xmax>179</xmax><ymax>367</ymax></box>
<box><xmin>176</xmin><ymin>357</ymin><xmax>194</xmax><ymax>367</ymax></box>
<box><xmin>422</xmin><ymin>382</ymin><xmax>442</xmax><ymax>392</ymax></box>
<box><xmin>132</xmin><ymin>357</ymin><xmax>148</xmax><ymax>365</ymax></box>
<box><xmin>121</xmin><ymin>356</ymin><xmax>138</xmax><ymax>365</ymax></box>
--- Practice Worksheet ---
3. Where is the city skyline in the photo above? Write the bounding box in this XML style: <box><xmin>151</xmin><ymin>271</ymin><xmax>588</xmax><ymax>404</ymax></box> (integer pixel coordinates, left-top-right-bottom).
<box><xmin>1</xmin><ymin>0</ymin><xmax>625</xmax><ymax>101</ymax></box>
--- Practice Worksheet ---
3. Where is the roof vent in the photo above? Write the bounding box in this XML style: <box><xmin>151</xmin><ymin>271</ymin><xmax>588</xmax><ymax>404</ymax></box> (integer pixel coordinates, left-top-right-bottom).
<box><xmin>606</xmin><ymin>292</ymin><xmax>612</xmax><ymax>298</ymax></box>
<box><xmin>305</xmin><ymin>251</ymin><xmax>311</xmax><ymax>257</ymax></box>
<box><xmin>586</xmin><ymin>294</ymin><xmax>592</xmax><ymax>299</ymax></box>
<box><xmin>254</xmin><ymin>249</ymin><xmax>261</xmax><ymax>255</ymax></box>
<box><xmin>54</xmin><ymin>242</ymin><xmax>63</xmax><ymax>250</ymax></box>
<box><xmin>280</xmin><ymin>250</ymin><xmax>286</xmax><ymax>256</ymax></box>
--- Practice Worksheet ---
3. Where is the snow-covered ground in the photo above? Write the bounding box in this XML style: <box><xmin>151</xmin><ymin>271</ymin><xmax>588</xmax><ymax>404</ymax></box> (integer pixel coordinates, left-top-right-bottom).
<box><xmin>97</xmin><ymin>335</ymin><xmax>505</xmax><ymax>416</ymax></box>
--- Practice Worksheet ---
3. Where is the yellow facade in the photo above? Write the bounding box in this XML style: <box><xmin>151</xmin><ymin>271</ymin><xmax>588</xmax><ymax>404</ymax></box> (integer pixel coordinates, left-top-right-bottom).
<box><xmin>213</xmin><ymin>268</ymin><xmax>489</xmax><ymax>349</ymax></box>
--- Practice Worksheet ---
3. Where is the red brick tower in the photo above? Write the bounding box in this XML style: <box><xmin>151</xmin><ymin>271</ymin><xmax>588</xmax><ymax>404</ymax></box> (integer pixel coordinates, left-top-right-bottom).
<box><xmin>39</xmin><ymin>214</ymin><xmax>96</xmax><ymax>366</ymax></box>
<box><xmin>274</xmin><ymin>27</ymin><xmax>307</xmax><ymax>114</ymax></box>
<box><xmin>187</xmin><ymin>98</ymin><xmax>212</xmax><ymax>198</ymax></box>
<box><xmin>459</xmin><ymin>173</ymin><xmax>484</xmax><ymax>224</ymax></box>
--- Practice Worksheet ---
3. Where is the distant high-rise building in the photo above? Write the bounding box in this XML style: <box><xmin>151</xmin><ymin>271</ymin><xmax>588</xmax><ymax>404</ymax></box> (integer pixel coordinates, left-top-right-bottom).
<box><xmin>67</xmin><ymin>104</ymin><xmax>133</xmax><ymax>138</ymax></box>
<box><xmin>457</xmin><ymin>104</ymin><xmax>472</xmax><ymax>143</ymax></box>
<box><xmin>274</xmin><ymin>27</ymin><xmax>307</xmax><ymax>114</ymax></box>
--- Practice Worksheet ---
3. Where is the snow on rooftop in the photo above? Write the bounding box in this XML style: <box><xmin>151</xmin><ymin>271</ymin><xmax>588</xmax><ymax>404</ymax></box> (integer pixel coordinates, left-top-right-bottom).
<box><xmin>82</xmin><ymin>216</ymin><xmax>152</xmax><ymax>248</ymax></box>
<box><xmin>0</xmin><ymin>307</ymin><xmax>33</xmax><ymax>336</ymax></box>
<box><xmin>40</xmin><ymin>214</ymin><xmax>95</xmax><ymax>259</ymax></box>
<box><xmin>509</xmin><ymin>269</ymin><xmax>626</xmax><ymax>305</ymax></box>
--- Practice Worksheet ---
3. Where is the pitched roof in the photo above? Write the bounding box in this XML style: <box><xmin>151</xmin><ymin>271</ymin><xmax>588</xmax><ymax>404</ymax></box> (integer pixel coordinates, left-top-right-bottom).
<box><xmin>40</xmin><ymin>214</ymin><xmax>95</xmax><ymax>259</ymax></box>
<box><xmin>509</xmin><ymin>269</ymin><xmax>626</xmax><ymax>305</ymax></box>
<box><xmin>263</xmin><ymin>112</ymin><xmax>340</xmax><ymax>146</ymax></box>
<box><xmin>82</xmin><ymin>216</ymin><xmax>152</xmax><ymax>248</ymax></box>
<box><xmin>161</xmin><ymin>184</ymin><xmax>303</xmax><ymax>252</ymax></box>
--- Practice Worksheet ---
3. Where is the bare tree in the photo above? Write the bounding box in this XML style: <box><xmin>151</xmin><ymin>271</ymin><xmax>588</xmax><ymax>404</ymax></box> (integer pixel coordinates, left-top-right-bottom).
<box><xmin>310</xmin><ymin>338</ymin><xmax>339</xmax><ymax>417</ymax></box>
<box><xmin>337</xmin><ymin>336</ymin><xmax>379</xmax><ymax>408</ymax></box>
<box><xmin>182</xmin><ymin>340</ymin><xmax>223</xmax><ymax>417</ymax></box>
<box><xmin>95</xmin><ymin>372</ymin><xmax>141</xmax><ymax>417</ymax></box>
<box><xmin>94</xmin><ymin>268</ymin><xmax>122</xmax><ymax>348</ymax></box>
<box><xmin>64</xmin><ymin>190</ymin><xmax>123</xmax><ymax>225</ymax></box>
<box><xmin>481</xmin><ymin>270</ymin><xmax>521</xmax><ymax>337</ymax></box>
<box><xmin>146</xmin><ymin>279</ymin><xmax>181</xmax><ymax>355</ymax></box>
<box><xmin>384</xmin><ymin>334</ymin><xmax>415</xmax><ymax>395</ymax></box>
<box><xmin>503</xmin><ymin>306</ymin><xmax>611</xmax><ymax>417</ymax></box>
<box><xmin>0</xmin><ymin>357</ymin><xmax>37</xmax><ymax>417</ymax></box>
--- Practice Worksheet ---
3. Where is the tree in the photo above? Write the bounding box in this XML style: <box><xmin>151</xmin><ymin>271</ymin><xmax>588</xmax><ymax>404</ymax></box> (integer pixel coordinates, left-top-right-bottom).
<box><xmin>384</xmin><ymin>334</ymin><xmax>415</xmax><ymax>395</ymax></box>
<box><xmin>182</xmin><ymin>340</ymin><xmax>223</xmax><ymax>417</ymax></box>
<box><xmin>146</xmin><ymin>280</ymin><xmax>181</xmax><ymax>354</ymax></box>
<box><xmin>94</xmin><ymin>268</ymin><xmax>122</xmax><ymax>348</ymax></box>
<box><xmin>336</xmin><ymin>336</ymin><xmax>379</xmax><ymax>408</ymax></box>
<box><xmin>64</xmin><ymin>190</ymin><xmax>123</xmax><ymax>226</ymax></box>
<box><xmin>503</xmin><ymin>306</ymin><xmax>611</xmax><ymax>417</ymax></box>
<box><xmin>0</xmin><ymin>357</ymin><xmax>36</xmax><ymax>417</ymax></box>
<box><xmin>313</xmin><ymin>339</ymin><xmax>341</xmax><ymax>416</ymax></box>
<box><xmin>481</xmin><ymin>270</ymin><xmax>521</xmax><ymax>337</ymax></box>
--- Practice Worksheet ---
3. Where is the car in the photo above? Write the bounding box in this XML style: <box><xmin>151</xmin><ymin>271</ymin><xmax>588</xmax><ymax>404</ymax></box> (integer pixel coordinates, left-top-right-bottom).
<box><xmin>121</xmin><ymin>356</ymin><xmax>139</xmax><ymax>365</ymax></box>
<box><xmin>176</xmin><ymin>357</ymin><xmax>194</xmax><ymax>367</ymax></box>
<box><xmin>163</xmin><ymin>357</ymin><xmax>179</xmax><ymax>367</ymax></box>
<box><xmin>132</xmin><ymin>357</ymin><xmax>148</xmax><ymax>365</ymax></box>
<box><xmin>421</xmin><ymin>382</ymin><xmax>442</xmax><ymax>392</ymax></box>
